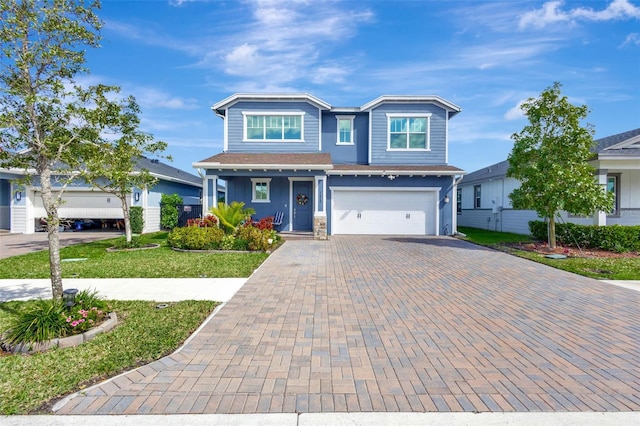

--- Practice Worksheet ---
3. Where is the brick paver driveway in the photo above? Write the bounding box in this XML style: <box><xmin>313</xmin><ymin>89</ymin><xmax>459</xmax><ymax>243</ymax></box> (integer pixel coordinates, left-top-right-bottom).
<box><xmin>56</xmin><ymin>236</ymin><xmax>640</xmax><ymax>414</ymax></box>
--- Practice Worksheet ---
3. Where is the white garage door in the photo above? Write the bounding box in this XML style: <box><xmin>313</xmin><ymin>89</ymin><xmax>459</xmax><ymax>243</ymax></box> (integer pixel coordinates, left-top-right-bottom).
<box><xmin>34</xmin><ymin>191</ymin><xmax>123</xmax><ymax>219</ymax></box>
<box><xmin>331</xmin><ymin>188</ymin><xmax>438</xmax><ymax>235</ymax></box>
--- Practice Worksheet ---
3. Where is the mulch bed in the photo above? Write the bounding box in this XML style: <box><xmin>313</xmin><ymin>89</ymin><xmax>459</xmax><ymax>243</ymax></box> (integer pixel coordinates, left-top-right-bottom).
<box><xmin>504</xmin><ymin>242</ymin><xmax>639</xmax><ymax>259</ymax></box>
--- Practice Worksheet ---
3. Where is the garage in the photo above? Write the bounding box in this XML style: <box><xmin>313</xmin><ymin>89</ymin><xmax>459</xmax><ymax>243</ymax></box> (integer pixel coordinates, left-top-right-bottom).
<box><xmin>330</xmin><ymin>187</ymin><xmax>438</xmax><ymax>235</ymax></box>
<box><xmin>34</xmin><ymin>191</ymin><xmax>123</xmax><ymax>220</ymax></box>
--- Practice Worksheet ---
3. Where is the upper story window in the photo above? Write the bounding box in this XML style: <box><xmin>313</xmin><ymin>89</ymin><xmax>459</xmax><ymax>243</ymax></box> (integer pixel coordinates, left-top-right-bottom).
<box><xmin>243</xmin><ymin>112</ymin><xmax>304</xmax><ymax>142</ymax></box>
<box><xmin>474</xmin><ymin>185</ymin><xmax>481</xmax><ymax>209</ymax></box>
<box><xmin>386</xmin><ymin>113</ymin><xmax>431</xmax><ymax>151</ymax></box>
<box><xmin>336</xmin><ymin>115</ymin><xmax>354</xmax><ymax>145</ymax></box>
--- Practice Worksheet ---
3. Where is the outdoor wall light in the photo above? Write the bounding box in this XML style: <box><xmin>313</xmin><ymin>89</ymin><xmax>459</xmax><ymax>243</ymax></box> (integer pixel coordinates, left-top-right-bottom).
<box><xmin>134</xmin><ymin>192</ymin><xmax>140</xmax><ymax>202</ymax></box>
<box><xmin>15</xmin><ymin>191</ymin><xmax>21</xmax><ymax>202</ymax></box>
<box><xmin>444</xmin><ymin>195</ymin><xmax>450</xmax><ymax>203</ymax></box>
<box><xmin>62</xmin><ymin>288</ymin><xmax>79</xmax><ymax>308</ymax></box>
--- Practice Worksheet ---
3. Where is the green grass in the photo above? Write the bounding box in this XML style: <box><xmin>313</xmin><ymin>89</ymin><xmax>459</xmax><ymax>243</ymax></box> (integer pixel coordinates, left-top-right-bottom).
<box><xmin>458</xmin><ymin>226</ymin><xmax>640</xmax><ymax>280</ymax></box>
<box><xmin>0</xmin><ymin>299</ymin><xmax>218</xmax><ymax>414</ymax></box>
<box><xmin>0</xmin><ymin>232</ymin><xmax>269</xmax><ymax>279</ymax></box>
<box><xmin>458</xmin><ymin>227</ymin><xmax>532</xmax><ymax>245</ymax></box>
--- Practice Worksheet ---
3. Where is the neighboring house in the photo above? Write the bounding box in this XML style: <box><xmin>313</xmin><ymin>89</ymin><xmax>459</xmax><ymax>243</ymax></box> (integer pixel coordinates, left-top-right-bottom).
<box><xmin>3</xmin><ymin>156</ymin><xmax>202</xmax><ymax>234</ymax></box>
<box><xmin>193</xmin><ymin>93</ymin><xmax>465</xmax><ymax>239</ymax></box>
<box><xmin>457</xmin><ymin>128</ymin><xmax>640</xmax><ymax>235</ymax></box>
<box><xmin>0</xmin><ymin>169</ymin><xmax>19</xmax><ymax>230</ymax></box>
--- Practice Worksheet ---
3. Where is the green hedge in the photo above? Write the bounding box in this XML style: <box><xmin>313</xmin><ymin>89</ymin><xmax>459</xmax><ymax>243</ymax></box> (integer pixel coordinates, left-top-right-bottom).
<box><xmin>529</xmin><ymin>221</ymin><xmax>640</xmax><ymax>252</ymax></box>
<box><xmin>167</xmin><ymin>226</ymin><xmax>225</xmax><ymax>250</ymax></box>
<box><xmin>167</xmin><ymin>225</ymin><xmax>278</xmax><ymax>251</ymax></box>
<box><xmin>130</xmin><ymin>206</ymin><xmax>144</xmax><ymax>234</ymax></box>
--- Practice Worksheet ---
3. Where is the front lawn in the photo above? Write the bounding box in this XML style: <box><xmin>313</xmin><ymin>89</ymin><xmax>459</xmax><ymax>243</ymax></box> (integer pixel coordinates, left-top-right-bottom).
<box><xmin>0</xmin><ymin>299</ymin><xmax>218</xmax><ymax>414</ymax></box>
<box><xmin>458</xmin><ymin>226</ymin><xmax>640</xmax><ymax>280</ymax></box>
<box><xmin>0</xmin><ymin>232</ymin><xmax>269</xmax><ymax>279</ymax></box>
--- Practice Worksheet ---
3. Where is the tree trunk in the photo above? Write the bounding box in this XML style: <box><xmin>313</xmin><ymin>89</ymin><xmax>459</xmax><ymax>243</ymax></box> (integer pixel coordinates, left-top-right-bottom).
<box><xmin>548</xmin><ymin>216</ymin><xmax>557</xmax><ymax>249</ymax></box>
<box><xmin>39</xmin><ymin>164</ymin><xmax>64</xmax><ymax>299</ymax></box>
<box><xmin>121</xmin><ymin>196</ymin><xmax>132</xmax><ymax>242</ymax></box>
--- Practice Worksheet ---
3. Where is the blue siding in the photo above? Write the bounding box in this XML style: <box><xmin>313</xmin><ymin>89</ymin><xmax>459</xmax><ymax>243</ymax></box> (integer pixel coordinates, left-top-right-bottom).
<box><xmin>226</xmin><ymin>101</ymin><xmax>321</xmax><ymax>153</ymax></box>
<box><xmin>225</xmin><ymin>176</ymin><xmax>293</xmax><ymax>228</ymax></box>
<box><xmin>326</xmin><ymin>175</ymin><xmax>455</xmax><ymax>235</ymax></box>
<box><xmin>369</xmin><ymin>103</ymin><xmax>448</xmax><ymax>165</ymax></box>
<box><xmin>149</xmin><ymin>180</ymin><xmax>201</xmax><ymax>207</ymax></box>
<box><xmin>0</xmin><ymin>178</ymin><xmax>9</xmax><ymax>206</ymax></box>
<box><xmin>321</xmin><ymin>112</ymin><xmax>368</xmax><ymax>164</ymax></box>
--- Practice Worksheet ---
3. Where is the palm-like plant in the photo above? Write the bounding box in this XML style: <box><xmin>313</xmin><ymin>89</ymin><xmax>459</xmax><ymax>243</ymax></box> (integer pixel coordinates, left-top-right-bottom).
<box><xmin>209</xmin><ymin>201</ymin><xmax>256</xmax><ymax>233</ymax></box>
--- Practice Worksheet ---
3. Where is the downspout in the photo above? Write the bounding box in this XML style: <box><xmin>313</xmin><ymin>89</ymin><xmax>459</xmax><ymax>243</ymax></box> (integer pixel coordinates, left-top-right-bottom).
<box><xmin>452</xmin><ymin>174</ymin><xmax>464</xmax><ymax>235</ymax></box>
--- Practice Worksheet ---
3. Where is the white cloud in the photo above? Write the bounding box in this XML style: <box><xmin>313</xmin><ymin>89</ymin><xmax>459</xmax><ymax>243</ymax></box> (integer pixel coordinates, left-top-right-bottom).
<box><xmin>519</xmin><ymin>0</ymin><xmax>640</xmax><ymax>29</ymax></box>
<box><xmin>620</xmin><ymin>32</ymin><xmax>640</xmax><ymax>47</ymax></box>
<box><xmin>504</xmin><ymin>100</ymin><xmax>526</xmax><ymax>121</ymax></box>
<box><xmin>134</xmin><ymin>87</ymin><xmax>199</xmax><ymax>110</ymax></box>
<box><xmin>213</xmin><ymin>0</ymin><xmax>374</xmax><ymax>86</ymax></box>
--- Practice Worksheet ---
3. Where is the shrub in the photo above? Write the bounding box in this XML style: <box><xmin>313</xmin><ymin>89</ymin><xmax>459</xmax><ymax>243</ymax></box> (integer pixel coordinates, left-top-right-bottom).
<box><xmin>130</xmin><ymin>206</ymin><xmax>144</xmax><ymax>234</ymax></box>
<box><xmin>160</xmin><ymin>193</ymin><xmax>183</xmax><ymax>230</ymax></box>
<box><xmin>167</xmin><ymin>226</ymin><xmax>225</xmax><ymax>250</ymax></box>
<box><xmin>245</xmin><ymin>216</ymin><xmax>274</xmax><ymax>231</ymax></box>
<box><xmin>63</xmin><ymin>290</ymin><xmax>110</xmax><ymax>335</ymax></box>
<box><xmin>186</xmin><ymin>215</ymin><xmax>218</xmax><ymax>228</ymax></box>
<box><xmin>529</xmin><ymin>220</ymin><xmax>640</xmax><ymax>252</ymax></box>
<box><xmin>2</xmin><ymin>299</ymin><xmax>68</xmax><ymax>346</ymax></box>
<box><xmin>1</xmin><ymin>289</ymin><xmax>110</xmax><ymax>348</ymax></box>
<box><xmin>209</xmin><ymin>201</ymin><xmax>255</xmax><ymax>234</ymax></box>
<box><xmin>236</xmin><ymin>225</ymin><xmax>277</xmax><ymax>251</ymax></box>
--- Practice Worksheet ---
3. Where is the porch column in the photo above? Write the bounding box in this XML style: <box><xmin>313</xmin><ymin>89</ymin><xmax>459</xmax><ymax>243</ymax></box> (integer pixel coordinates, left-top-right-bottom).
<box><xmin>203</xmin><ymin>175</ymin><xmax>218</xmax><ymax>217</ymax></box>
<box><xmin>594</xmin><ymin>169</ymin><xmax>607</xmax><ymax>226</ymax></box>
<box><xmin>314</xmin><ymin>175</ymin><xmax>327</xmax><ymax>240</ymax></box>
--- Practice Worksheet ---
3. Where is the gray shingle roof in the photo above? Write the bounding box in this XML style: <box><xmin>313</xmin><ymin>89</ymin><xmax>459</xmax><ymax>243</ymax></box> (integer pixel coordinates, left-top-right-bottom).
<box><xmin>594</xmin><ymin>128</ymin><xmax>640</xmax><ymax>152</ymax></box>
<box><xmin>135</xmin><ymin>156</ymin><xmax>201</xmax><ymax>186</ymax></box>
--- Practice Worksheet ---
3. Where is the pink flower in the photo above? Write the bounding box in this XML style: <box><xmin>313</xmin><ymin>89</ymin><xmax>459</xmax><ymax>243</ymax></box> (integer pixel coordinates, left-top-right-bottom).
<box><xmin>82</xmin><ymin>311</ymin><xmax>88</xmax><ymax>318</ymax></box>
<box><xmin>66</xmin><ymin>317</ymin><xmax>72</xmax><ymax>323</ymax></box>
<box><xmin>71</xmin><ymin>321</ymin><xmax>79</xmax><ymax>327</ymax></box>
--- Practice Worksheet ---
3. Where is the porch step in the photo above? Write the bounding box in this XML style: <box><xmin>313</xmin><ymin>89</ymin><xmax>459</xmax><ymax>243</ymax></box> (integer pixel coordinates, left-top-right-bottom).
<box><xmin>279</xmin><ymin>231</ymin><xmax>314</xmax><ymax>240</ymax></box>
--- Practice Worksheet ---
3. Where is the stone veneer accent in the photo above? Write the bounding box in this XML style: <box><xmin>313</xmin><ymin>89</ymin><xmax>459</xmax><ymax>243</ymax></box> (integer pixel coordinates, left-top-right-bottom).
<box><xmin>313</xmin><ymin>215</ymin><xmax>327</xmax><ymax>240</ymax></box>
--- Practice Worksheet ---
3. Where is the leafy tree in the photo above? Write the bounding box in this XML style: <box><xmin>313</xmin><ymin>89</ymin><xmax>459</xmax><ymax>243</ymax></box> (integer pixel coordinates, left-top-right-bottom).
<box><xmin>210</xmin><ymin>201</ymin><xmax>255</xmax><ymax>234</ymax></box>
<box><xmin>77</xmin><ymin>94</ymin><xmax>168</xmax><ymax>243</ymax></box>
<box><xmin>507</xmin><ymin>82</ymin><xmax>613</xmax><ymax>248</ymax></box>
<box><xmin>0</xmin><ymin>0</ymin><xmax>108</xmax><ymax>299</ymax></box>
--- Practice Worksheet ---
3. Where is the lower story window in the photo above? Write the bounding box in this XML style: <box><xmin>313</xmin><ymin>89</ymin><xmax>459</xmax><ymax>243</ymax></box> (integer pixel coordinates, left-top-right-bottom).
<box><xmin>251</xmin><ymin>178</ymin><xmax>271</xmax><ymax>203</ymax></box>
<box><xmin>474</xmin><ymin>185</ymin><xmax>481</xmax><ymax>209</ymax></box>
<box><xmin>607</xmin><ymin>174</ymin><xmax>619</xmax><ymax>215</ymax></box>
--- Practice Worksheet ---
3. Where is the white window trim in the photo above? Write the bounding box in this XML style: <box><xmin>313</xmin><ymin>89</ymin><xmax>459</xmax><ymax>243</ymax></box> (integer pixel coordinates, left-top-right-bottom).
<box><xmin>336</xmin><ymin>115</ymin><xmax>355</xmax><ymax>145</ymax></box>
<box><xmin>251</xmin><ymin>178</ymin><xmax>272</xmax><ymax>203</ymax></box>
<box><xmin>386</xmin><ymin>113</ymin><xmax>431</xmax><ymax>151</ymax></box>
<box><xmin>242</xmin><ymin>111</ymin><xmax>305</xmax><ymax>142</ymax></box>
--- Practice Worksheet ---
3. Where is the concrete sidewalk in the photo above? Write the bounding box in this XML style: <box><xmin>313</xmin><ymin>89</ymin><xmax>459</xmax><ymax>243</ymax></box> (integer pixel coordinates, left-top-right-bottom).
<box><xmin>0</xmin><ymin>278</ymin><xmax>247</xmax><ymax>303</ymax></box>
<box><xmin>2</xmin><ymin>412</ymin><xmax>638</xmax><ymax>425</ymax></box>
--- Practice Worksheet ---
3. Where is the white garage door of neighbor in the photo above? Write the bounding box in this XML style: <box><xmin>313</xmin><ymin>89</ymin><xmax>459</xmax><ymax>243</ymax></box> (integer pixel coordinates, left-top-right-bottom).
<box><xmin>331</xmin><ymin>188</ymin><xmax>438</xmax><ymax>235</ymax></box>
<box><xmin>34</xmin><ymin>191</ymin><xmax>123</xmax><ymax>219</ymax></box>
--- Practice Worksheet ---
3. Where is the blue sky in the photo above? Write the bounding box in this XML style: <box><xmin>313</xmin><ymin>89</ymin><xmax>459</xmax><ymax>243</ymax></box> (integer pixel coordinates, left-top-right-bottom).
<box><xmin>84</xmin><ymin>0</ymin><xmax>640</xmax><ymax>175</ymax></box>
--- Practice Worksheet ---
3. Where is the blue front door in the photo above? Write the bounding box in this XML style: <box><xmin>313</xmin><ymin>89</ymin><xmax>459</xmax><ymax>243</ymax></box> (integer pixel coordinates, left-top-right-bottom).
<box><xmin>293</xmin><ymin>181</ymin><xmax>313</xmax><ymax>231</ymax></box>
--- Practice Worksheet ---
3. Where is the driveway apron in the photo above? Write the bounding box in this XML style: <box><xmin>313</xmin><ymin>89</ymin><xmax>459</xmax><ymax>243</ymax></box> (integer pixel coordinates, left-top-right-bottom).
<box><xmin>55</xmin><ymin>236</ymin><xmax>640</xmax><ymax>414</ymax></box>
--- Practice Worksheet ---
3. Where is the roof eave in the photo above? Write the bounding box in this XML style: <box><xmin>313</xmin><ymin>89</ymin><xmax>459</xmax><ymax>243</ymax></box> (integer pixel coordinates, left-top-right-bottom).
<box><xmin>192</xmin><ymin>162</ymin><xmax>333</xmax><ymax>171</ymax></box>
<box><xmin>327</xmin><ymin>169</ymin><xmax>465</xmax><ymax>176</ymax></box>
<box><xmin>212</xmin><ymin>93</ymin><xmax>332</xmax><ymax>112</ymax></box>
<box><xmin>360</xmin><ymin>95</ymin><xmax>462</xmax><ymax>116</ymax></box>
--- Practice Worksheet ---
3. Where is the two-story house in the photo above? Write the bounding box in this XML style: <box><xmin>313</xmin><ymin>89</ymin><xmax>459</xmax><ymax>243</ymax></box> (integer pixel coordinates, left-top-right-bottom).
<box><xmin>194</xmin><ymin>93</ymin><xmax>465</xmax><ymax>239</ymax></box>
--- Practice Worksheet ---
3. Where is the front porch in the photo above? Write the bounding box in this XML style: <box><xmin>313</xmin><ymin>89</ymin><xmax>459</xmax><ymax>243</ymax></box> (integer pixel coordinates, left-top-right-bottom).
<box><xmin>194</xmin><ymin>153</ymin><xmax>332</xmax><ymax>240</ymax></box>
